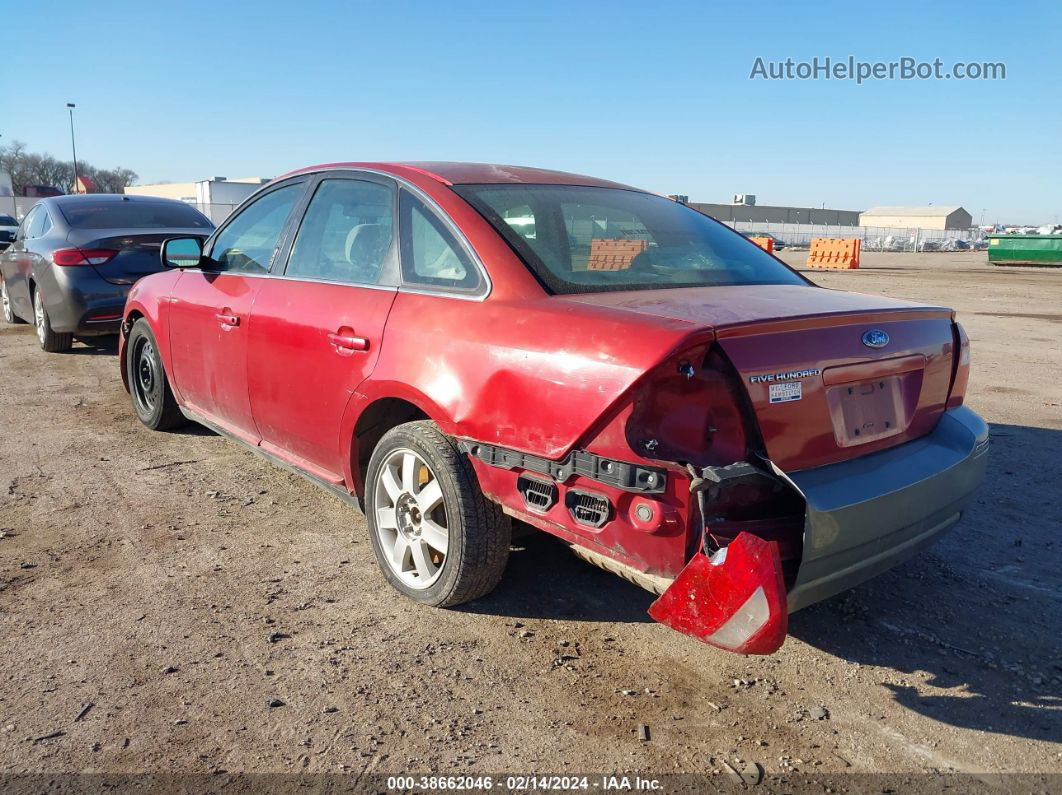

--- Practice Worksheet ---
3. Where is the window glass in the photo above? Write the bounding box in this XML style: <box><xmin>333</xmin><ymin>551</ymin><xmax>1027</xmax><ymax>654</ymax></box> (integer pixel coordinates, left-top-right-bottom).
<box><xmin>286</xmin><ymin>179</ymin><xmax>394</xmax><ymax>284</ymax></box>
<box><xmin>454</xmin><ymin>184</ymin><xmax>807</xmax><ymax>294</ymax></box>
<box><xmin>399</xmin><ymin>191</ymin><xmax>479</xmax><ymax>291</ymax></box>
<box><xmin>19</xmin><ymin>206</ymin><xmax>40</xmax><ymax>239</ymax></box>
<box><xmin>210</xmin><ymin>183</ymin><xmax>302</xmax><ymax>273</ymax></box>
<box><xmin>61</xmin><ymin>201</ymin><xmax>212</xmax><ymax>229</ymax></box>
<box><xmin>38</xmin><ymin>211</ymin><xmax>52</xmax><ymax>236</ymax></box>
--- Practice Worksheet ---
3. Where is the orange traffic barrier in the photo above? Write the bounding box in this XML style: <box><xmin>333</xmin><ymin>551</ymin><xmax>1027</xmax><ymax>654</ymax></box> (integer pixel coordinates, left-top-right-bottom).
<box><xmin>748</xmin><ymin>237</ymin><xmax>774</xmax><ymax>253</ymax></box>
<box><xmin>586</xmin><ymin>238</ymin><xmax>647</xmax><ymax>271</ymax></box>
<box><xmin>807</xmin><ymin>238</ymin><xmax>860</xmax><ymax>269</ymax></box>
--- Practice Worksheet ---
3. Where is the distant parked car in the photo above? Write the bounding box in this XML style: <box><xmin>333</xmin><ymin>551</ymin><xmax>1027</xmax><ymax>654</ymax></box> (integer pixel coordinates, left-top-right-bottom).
<box><xmin>119</xmin><ymin>162</ymin><xmax>986</xmax><ymax>655</ymax></box>
<box><xmin>740</xmin><ymin>231</ymin><xmax>786</xmax><ymax>251</ymax></box>
<box><xmin>0</xmin><ymin>214</ymin><xmax>17</xmax><ymax>251</ymax></box>
<box><xmin>0</xmin><ymin>195</ymin><xmax>213</xmax><ymax>351</ymax></box>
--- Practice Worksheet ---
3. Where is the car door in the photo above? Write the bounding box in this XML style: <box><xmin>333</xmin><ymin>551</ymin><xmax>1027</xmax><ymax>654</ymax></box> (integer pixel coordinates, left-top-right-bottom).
<box><xmin>1</xmin><ymin>206</ymin><xmax>45</xmax><ymax>318</ymax></box>
<box><xmin>167</xmin><ymin>179</ymin><xmax>306</xmax><ymax>444</ymax></box>
<box><xmin>246</xmin><ymin>173</ymin><xmax>399</xmax><ymax>482</ymax></box>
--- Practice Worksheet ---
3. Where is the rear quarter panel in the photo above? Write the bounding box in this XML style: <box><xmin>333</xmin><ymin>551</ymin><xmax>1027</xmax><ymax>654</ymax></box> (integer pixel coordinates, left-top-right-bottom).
<box><xmin>359</xmin><ymin>292</ymin><xmax>711</xmax><ymax>459</ymax></box>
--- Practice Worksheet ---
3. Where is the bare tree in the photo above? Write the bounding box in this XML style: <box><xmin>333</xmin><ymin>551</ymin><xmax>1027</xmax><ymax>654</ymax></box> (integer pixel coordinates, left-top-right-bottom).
<box><xmin>0</xmin><ymin>140</ymin><xmax>138</xmax><ymax>195</ymax></box>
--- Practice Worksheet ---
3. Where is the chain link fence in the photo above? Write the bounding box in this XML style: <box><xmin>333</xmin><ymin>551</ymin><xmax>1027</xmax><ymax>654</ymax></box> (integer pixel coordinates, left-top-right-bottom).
<box><xmin>725</xmin><ymin>220</ymin><xmax>986</xmax><ymax>252</ymax></box>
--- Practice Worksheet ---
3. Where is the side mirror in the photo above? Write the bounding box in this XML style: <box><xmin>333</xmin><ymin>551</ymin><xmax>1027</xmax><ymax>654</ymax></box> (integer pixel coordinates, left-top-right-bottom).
<box><xmin>162</xmin><ymin>236</ymin><xmax>204</xmax><ymax>268</ymax></box>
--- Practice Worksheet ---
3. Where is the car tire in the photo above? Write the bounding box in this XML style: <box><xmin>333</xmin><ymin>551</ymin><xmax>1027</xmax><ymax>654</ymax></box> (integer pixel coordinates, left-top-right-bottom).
<box><xmin>1</xmin><ymin>275</ymin><xmax>25</xmax><ymax>324</ymax></box>
<box><xmin>33</xmin><ymin>287</ymin><xmax>72</xmax><ymax>352</ymax></box>
<box><xmin>126</xmin><ymin>318</ymin><xmax>186</xmax><ymax>431</ymax></box>
<box><xmin>365</xmin><ymin>420</ymin><xmax>511</xmax><ymax>607</ymax></box>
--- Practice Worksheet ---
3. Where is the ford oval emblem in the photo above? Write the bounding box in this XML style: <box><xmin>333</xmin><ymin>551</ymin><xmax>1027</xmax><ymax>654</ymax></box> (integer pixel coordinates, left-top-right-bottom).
<box><xmin>862</xmin><ymin>329</ymin><xmax>890</xmax><ymax>349</ymax></box>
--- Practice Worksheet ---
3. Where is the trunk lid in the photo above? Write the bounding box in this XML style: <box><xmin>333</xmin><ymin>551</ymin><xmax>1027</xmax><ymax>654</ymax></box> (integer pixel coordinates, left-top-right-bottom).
<box><xmin>66</xmin><ymin>228</ymin><xmax>210</xmax><ymax>285</ymax></box>
<box><xmin>560</xmin><ymin>285</ymin><xmax>956</xmax><ymax>472</ymax></box>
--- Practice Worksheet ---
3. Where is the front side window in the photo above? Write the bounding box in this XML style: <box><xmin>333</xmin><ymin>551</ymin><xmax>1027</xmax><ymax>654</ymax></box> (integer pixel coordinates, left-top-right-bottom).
<box><xmin>454</xmin><ymin>184</ymin><xmax>808</xmax><ymax>294</ymax></box>
<box><xmin>286</xmin><ymin>179</ymin><xmax>394</xmax><ymax>285</ymax></box>
<box><xmin>209</xmin><ymin>183</ymin><xmax>302</xmax><ymax>273</ymax></box>
<box><xmin>398</xmin><ymin>191</ymin><xmax>479</xmax><ymax>291</ymax></box>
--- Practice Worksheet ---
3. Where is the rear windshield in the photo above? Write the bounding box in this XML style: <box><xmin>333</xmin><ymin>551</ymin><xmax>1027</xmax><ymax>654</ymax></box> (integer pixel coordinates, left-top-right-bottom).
<box><xmin>0</xmin><ymin>215</ymin><xmax>16</xmax><ymax>226</ymax></box>
<box><xmin>453</xmin><ymin>184</ymin><xmax>806</xmax><ymax>294</ymax></box>
<box><xmin>60</xmin><ymin>201</ymin><xmax>213</xmax><ymax>230</ymax></box>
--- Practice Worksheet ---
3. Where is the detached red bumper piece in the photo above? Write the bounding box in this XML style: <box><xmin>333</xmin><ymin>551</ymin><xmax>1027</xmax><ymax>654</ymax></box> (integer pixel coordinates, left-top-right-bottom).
<box><xmin>648</xmin><ymin>532</ymin><xmax>788</xmax><ymax>654</ymax></box>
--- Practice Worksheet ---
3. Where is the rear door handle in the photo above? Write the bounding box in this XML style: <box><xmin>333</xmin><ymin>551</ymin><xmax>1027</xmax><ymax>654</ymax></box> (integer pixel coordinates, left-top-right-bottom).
<box><xmin>327</xmin><ymin>331</ymin><xmax>369</xmax><ymax>352</ymax></box>
<box><xmin>215</xmin><ymin>312</ymin><xmax>240</xmax><ymax>327</ymax></box>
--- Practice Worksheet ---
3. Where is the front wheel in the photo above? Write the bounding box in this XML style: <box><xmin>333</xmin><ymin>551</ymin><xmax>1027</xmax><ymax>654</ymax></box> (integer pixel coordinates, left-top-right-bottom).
<box><xmin>126</xmin><ymin>318</ymin><xmax>186</xmax><ymax>430</ymax></box>
<box><xmin>1</xmin><ymin>275</ymin><xmax>25</xmax><ymax>324</ymax></box>
<box><xmin>365</xmin><ymin>421</ymin><xmax>511</xmax><ymax>607</ymax></box>
<box><xmin>33</xmin><ymin>287</ymin><xmax>72</xmax><ymax>352</ymax></box>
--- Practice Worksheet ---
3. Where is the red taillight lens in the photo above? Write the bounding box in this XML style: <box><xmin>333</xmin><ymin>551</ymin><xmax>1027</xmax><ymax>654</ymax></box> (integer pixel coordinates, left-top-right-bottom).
<box><xmin>52</xmin><ymin>248</ymin><xmax>118</xmax><ymax>267</ymax></box>
<box><xmin>947</xmin><ymin>322</ymin><xmax>971</xmax><ymax>409</ymax></box>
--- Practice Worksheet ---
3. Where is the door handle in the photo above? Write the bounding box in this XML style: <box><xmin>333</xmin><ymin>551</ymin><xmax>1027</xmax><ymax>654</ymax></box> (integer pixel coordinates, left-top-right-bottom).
<box><xmin>327</xmin><ymin>331</ymin><xmax>369</xmax><ymax>352</ymax></box>
<box><xmin>215</xmin><ymin>312</ymin><xmax>240</xmax><ymax>327</ymax></box>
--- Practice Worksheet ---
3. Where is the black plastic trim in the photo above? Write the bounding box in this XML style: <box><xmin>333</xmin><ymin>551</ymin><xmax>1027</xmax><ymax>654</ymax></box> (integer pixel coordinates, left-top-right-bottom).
<box><xmin>516</xmin><ymin>474</ymin><xmax>558</xmax><ymax>512</ymax></box>
<box><xmin>565</xmin><ymin>489</ymin><xmax>612</xmax><ymax>528</ymax></box>
<box><xmin>458</xmin><ymin>440</ymin><xmax>666</xmax><ymax>494</ymax></box>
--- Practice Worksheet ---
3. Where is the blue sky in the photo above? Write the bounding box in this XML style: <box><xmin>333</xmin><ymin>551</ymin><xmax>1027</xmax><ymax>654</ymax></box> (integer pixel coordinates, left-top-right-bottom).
<box><xmin>3</xmin><ymin>0</ymin><xmax>1059</xmax><ymax>223</ymax></box>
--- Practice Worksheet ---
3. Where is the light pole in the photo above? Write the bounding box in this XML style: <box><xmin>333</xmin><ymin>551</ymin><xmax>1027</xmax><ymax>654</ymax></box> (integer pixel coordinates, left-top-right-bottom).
<box><xmin>66</xmin><ymin>103</ymin><xmax>79</xmax><ymax>193</ymax></box>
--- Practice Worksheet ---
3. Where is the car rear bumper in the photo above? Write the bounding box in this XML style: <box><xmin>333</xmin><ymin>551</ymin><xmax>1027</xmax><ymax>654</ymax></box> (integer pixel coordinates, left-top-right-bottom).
<box><xmin>785</xmin><ymin>405</ymin><xmax>989</xmax><ymax>612</ymax></box>
<box><xmin>43</xmin><ymin>270</ymin><xmax>129</xmax><ymax>335</ymax></box>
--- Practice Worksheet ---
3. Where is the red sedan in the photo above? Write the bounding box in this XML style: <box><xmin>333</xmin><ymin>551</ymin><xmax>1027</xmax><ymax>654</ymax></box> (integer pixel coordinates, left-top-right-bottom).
<box><xmin>119</xmin><ymin>163</ymin><xmax>987</xmax><ymax>654</ymax></box>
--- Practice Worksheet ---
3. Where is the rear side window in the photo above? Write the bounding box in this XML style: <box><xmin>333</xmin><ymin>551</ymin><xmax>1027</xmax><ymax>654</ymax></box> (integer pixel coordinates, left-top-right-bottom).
<box><xmin>60</xmin><ymin>201</ymin><xmax>212</xmax><ymax>229</ymax></box>
<box><xmin>455</xmin><ymin>184</ymin><xmax>807</xmax><ymax>294</ymax></box>
<box><xmin>398</xmin><ymin>191</ymin><xmax>480</xmax><ymax>292</ymax></box>
<box><xmin>26</xmin><ymin>207</ymin><xmax>47</xmax><ymax>238</ymax></box>
<box><xmin>286</xmin><ymin>179</ymin><xmax>394</xmax><ymax>285</ymax></box>
<box><xmin>210</xmin><ymin>183</ymin><xmax>303</xmax><ymax>273</ymax></box>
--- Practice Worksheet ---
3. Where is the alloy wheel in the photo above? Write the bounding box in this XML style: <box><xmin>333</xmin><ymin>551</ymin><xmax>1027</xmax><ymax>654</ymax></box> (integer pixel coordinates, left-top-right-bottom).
<box><xmin>33</xmin><ymin>290</ymin><xmax>46</xmax><ymax>345</ymax></box>
<box><xmin>373</xmin><ymin>448</ymin><xmax>449</xmax><ymax>589</ymax></box>
<box><xmin>0</xmin><ymin>278</ymin><xmax>11</xmax><ymax>323</ymax></box>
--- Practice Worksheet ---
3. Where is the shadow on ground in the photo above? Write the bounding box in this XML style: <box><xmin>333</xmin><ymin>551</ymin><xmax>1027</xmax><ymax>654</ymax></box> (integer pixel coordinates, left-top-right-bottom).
<box><xmin>787</xmin><ymin>422</ymin><xmax>1060</xmax><ymax>743</ymax></box>
<box><xmin>470</xmin><ymin>422</ymin><xmax>1061</xmax><ymax>744</ymax></box>
<box><xmin>464</xmin><ymin>531</ymin><xmax>654</xmax><ymax>624</ymax></box>
<box><xmin>68</xmin><ymin>336</ymin><xmax>120</xmax><ymax>356</ymax></box>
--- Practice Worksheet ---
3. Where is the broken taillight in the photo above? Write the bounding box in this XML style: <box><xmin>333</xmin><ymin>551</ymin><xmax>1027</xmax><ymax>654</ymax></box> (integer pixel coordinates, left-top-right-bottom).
<box><xmin>648</xmin><ymin>531</ymin><xmax>787</xmax><ymax>654</ymax></box>
<box><xmin>627</xmin><ymin>344</ymin><xmax>752</xmax><ymax>468</ymax></box>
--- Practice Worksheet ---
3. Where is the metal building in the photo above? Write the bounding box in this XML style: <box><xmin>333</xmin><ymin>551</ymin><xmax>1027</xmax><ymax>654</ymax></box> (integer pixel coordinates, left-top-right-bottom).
<box><xmin>858</xmin><ymin>206</ymin><xmax>972</xmax><ymax>230</ymax></box>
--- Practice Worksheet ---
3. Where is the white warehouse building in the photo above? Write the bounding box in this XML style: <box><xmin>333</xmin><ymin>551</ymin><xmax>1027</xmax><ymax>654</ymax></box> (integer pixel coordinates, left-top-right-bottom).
<box><xmin>125</xmin><ymin>177</ymin><xmax>271</xmax><ymax>222</ymax></box>
<box><xmin>859</xmin><ymin>206</ymin><xmax>973</xmax><ymax>230</ymax></box>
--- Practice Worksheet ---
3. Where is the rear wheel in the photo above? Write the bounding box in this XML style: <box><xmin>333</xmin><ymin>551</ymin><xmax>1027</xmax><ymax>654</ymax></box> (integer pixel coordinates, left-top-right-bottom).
<box><xmin>366</xmin><ymin>420</ymin><xmax>511</xmax><ymax>607</ymax></box>
<box><xmin>1</xmin><ymin>275</ymin><xmax>24</xmax><ymax>324</ymax></box>
<box><xmin>127</xmin><ymin>318</ymin><xmax>186</xmax><ymax>430</ymax></box>
<box><xmin>33</xmin><ymin>287</ymin><xmax>72</xmax><ymax>352</ymax></box>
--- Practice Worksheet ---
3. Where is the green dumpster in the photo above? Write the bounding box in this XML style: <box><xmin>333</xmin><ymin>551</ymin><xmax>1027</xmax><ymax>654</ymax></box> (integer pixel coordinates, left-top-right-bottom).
<box><xmin>987</xmin><ymin>235</ymin><xmax>1062</xmax><ymax>266</ymax></box>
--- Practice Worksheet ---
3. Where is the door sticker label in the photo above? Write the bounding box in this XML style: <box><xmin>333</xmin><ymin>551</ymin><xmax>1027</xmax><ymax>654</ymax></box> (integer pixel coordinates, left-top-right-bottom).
<box><xmin>769</xmin><ymin>381</ymin><xmax>802</xmax><ymax>404</ymax></box>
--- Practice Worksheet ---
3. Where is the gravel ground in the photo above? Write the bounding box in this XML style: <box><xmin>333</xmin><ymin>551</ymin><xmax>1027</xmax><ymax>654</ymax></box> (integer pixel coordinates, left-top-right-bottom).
<box><xmin>0</xmin><ymin>251</ymin><xmax>1059</xmax><ymax>788</ymax></box>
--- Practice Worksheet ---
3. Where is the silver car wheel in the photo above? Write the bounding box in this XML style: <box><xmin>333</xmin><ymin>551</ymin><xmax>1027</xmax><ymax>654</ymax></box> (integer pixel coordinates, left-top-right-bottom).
<box><xmin>0</xmin><ymin>278</ymin><xmax>11</xmax><ymax>323</ymax></box>
<box><xmin>373</xmin><ymin>448</ymin><xmax>449</xmax><ymax>590</ymax></box>
<box><xmin>33</xmin><ymin>290</ymin><xmax>46</xmax><ymax>345</ymax></box>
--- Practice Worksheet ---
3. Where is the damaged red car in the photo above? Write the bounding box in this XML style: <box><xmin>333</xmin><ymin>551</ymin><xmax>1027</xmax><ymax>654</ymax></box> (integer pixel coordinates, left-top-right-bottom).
<box><xmin>119</xmin><ymin>163</ymin><xmax>988</xmax><ymax>654</ymax></box>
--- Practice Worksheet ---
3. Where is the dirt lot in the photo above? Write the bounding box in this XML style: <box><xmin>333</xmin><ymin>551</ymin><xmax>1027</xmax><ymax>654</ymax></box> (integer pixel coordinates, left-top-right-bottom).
<box><xmin>1</xmin><ymin>251</ymin><xmax>1059</xmax><ymax>787</ymax></box>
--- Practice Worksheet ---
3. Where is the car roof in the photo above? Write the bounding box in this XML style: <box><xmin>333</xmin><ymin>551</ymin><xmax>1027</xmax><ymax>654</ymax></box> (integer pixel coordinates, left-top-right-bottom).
<box><xmin>47</xmin><ymin>194</ymin><xmax>190</xmax><ymax>206</ymax></box>
<box><xmin>279</xmin><ymin>162</ymin><xmax>645</xmax><ymax>191</ymax></box>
